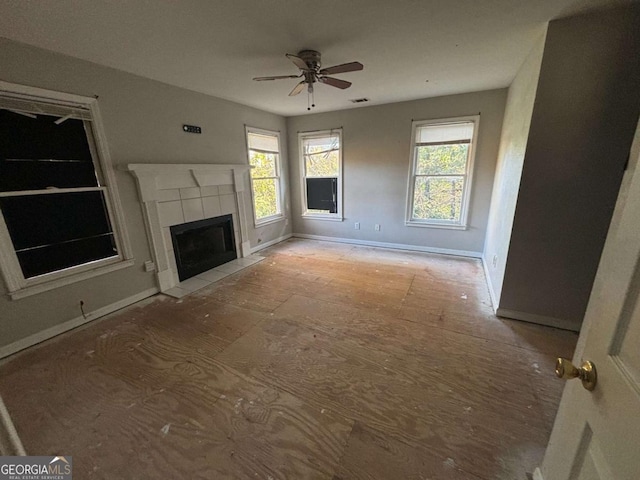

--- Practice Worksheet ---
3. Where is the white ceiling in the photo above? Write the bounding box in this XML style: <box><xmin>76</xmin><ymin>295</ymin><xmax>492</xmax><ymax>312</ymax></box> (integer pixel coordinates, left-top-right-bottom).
<box><xmin>0</xmin><ymin>0</ymin><xmax>628</xmax><ymax>116</ymax></box>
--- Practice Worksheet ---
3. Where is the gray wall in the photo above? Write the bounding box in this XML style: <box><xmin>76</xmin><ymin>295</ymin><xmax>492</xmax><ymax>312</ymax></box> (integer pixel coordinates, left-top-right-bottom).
<box><xmin>483</xmin><ymin>32</ymin><xmax>546</xmax><ymax>306</ymax></box>
<box><xmin>0</xmin><ymin>38</ymin><xmax>290</xmax><ymax>349</ymax></box>
<box><xmin>286</xmin><ymin>90</ymin><xmax>507</xmax><ymax>255</ymax></box>
<box><xmin>499</xmin><ymin>5</ymin><xmax>640</xmax><ymax>330</ymax></box>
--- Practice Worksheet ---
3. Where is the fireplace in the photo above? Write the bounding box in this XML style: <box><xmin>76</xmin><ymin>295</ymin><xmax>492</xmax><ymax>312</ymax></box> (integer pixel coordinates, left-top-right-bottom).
<box><xmin>170</xmin><ymin>214</ymin><xmax>237</xmax><ymax>281</ymax></box>
<box><xmin>127</xmin><ymin>163</ymin><xmax>252</xmax><ymax>292</ymax></box>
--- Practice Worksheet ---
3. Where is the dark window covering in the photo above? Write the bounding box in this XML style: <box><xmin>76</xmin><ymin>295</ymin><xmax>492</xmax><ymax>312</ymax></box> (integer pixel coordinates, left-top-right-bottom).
<box><xmin>0</xmin><ymin>106</ymin><xmax>117</xmax><ymax>279</ymax></box>
<box><xmin>306</xmin><ymin>177</ymin><xmax>337</xmax><ymax>213</ymax></box>
<box><xmin>0</xmin><ymin>191</ymin><xmax>117</xmax><ymax>278</ymax></box>
<box><xmin>0</xmin><ymin>110</ymin><xmax>98</xmax><ymax>192</ymax></box>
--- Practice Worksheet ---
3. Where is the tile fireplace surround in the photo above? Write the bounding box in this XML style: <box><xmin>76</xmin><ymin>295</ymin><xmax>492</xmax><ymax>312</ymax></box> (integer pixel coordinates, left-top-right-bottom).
<box><xmin>127</xmin><ymin>163</ymin><xmax>254</xmax><ymax>293</ymax></box>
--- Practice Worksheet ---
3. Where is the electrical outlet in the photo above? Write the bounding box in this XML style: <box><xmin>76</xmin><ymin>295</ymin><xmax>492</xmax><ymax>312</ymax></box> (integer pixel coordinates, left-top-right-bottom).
<box><xmin>354</xmin><ymin>222</ymin><xmax>360</xmax><ymax>230</ymax></box>
<box><xmin>492</xmin><ymin>255</ymin><xmax>498</xmax><ymax>268</ymax></box>
<box><xmin>374</xmin><ymin>224</ymin><xmax>381</xmax><ymax>231</ymax></box>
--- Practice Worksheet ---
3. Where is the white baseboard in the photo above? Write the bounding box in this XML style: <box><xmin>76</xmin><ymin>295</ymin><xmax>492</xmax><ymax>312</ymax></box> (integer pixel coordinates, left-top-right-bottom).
<box><xmin>496</xmin><ymin>308</ymin><xmax>581</xmax><ymax>332</ymax></box>
<box><xmin>481</xmin><ymin>255</ymin><xmax>499</xmax><ymax>313</ymax></box>
<box><xmin>533</xmin><ymin>467</ymin><xmax>544</xmax><ymax>480</ymax></box>
<box><xmin>292</xmin><ymin>233</ymin><xmax>482</xmax><ymax>258</ymax></box>
<box><xmin>249</xmin><ymin>233</ymin><xmax>293</xmax><ymax>254</ymax></box>
<box><xmin>0</xmin><ymin>287</ymin><xmax>159</xmax><ymax>360</ymax></box>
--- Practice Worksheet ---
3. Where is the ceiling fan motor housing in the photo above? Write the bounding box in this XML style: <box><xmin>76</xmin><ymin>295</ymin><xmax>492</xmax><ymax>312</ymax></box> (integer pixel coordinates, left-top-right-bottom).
<box><xmin>298</xmin><ymin>50</ymin><xmax>322</xmax><ymax>70</ymax></box>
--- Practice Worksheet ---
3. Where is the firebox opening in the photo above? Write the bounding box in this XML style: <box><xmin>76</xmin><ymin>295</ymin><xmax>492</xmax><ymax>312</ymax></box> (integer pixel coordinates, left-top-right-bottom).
<box><xmin>170</xmin><ymin>214</ymin><xmax>237</xmax><ymax>281</ymax></box>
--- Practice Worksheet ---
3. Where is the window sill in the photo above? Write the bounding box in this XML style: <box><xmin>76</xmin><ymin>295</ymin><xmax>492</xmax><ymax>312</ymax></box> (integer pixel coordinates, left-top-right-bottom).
<box><xmin>254</xmin><ymin>215</ymin><xmax>286</xmax><ymax>228</ymax></box>
<box><xmin>405</xmin><ymin>221</ymin><xmax>468</xmax><ymax>231</ymax></box>
<box><xmin>8</xmin><ymin>259</ymin><xmax>135</xmax><ymax>300</ymax></box>
<box><xmin>301</xmin><ymin>214</ymin><xmax>344</xmax><ymax>222</ymax></box>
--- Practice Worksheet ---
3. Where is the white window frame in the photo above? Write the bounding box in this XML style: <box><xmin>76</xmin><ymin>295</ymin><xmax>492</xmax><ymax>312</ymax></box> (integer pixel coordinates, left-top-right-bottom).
<box><xmin>0</xmin><ymin>81</ymin><xmax>134</xmax><ymax>300</ymax></box>
<box><xmin>405</xmin><ymin>115</ymin><xmax>479</xmax><ymax>230</ymax></box>
<box><xmin>245</xmin><ymin>126</ymin><xmax>285</xmax><ymax>227</ymax></box>
<box><xmin>299</xmin><ymin>128</ymin><xmax>343</xmax><ymax>222</ymax></box>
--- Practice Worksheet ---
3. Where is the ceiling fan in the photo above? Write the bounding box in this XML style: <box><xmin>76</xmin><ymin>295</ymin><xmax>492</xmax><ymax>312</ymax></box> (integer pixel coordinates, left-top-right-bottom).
<box><xmin>253</xmin><ymin>50</ymin><xmax>364</xmax><ymax>110</ymax></box>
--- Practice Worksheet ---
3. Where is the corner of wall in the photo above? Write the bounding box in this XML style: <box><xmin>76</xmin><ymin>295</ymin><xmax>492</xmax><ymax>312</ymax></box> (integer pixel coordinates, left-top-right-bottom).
<box><xmin>481</xmin><ymin>254</ymin><xmax>499</xmax><ymax>313</ymax></box>
<box><xmin>481</xmin><ymin>30</ymin><xmax>546</xmax><ymax>312</ymax></box>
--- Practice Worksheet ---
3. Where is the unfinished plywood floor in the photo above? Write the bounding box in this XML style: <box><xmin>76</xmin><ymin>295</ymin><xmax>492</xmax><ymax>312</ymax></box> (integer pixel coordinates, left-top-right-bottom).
<box><xmin>0</xmin><ymin>239</ymin><xmax>577</xmax><ymax>479</ymax></box>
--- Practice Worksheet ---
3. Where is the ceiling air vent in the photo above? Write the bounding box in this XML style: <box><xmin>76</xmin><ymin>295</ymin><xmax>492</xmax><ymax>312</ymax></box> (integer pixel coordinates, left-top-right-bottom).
<box><xmin>350</xmin><ymin>98</ymin><xmax>369</xmax><ymax>103</ymax></box>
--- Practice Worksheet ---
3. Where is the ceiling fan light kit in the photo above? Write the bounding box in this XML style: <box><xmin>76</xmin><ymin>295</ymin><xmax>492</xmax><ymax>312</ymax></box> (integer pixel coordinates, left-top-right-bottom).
<box><xmin>253</xmin><ymin>50</ymin><xmax>363</xmax><ymax>111</ymax></box>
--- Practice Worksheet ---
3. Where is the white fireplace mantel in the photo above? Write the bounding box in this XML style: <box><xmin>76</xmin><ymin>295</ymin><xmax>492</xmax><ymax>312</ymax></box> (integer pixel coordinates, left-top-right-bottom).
<box><xmin>127</xmin><ymin>163</ymin><xmax>252</xmax><ymax>292</ymax></box>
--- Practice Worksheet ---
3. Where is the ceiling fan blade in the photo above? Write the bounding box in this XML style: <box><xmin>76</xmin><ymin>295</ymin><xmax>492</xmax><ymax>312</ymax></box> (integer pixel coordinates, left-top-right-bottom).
<box><xmin>286</xmin><ymin>53</ymin><xmax>309</xmax><ymax>70</ymax></box>
<box><xmin>289</xmin><ymin>81</ymin><xmax>306</xmax><ymax>96</ymax></box>
<box><xmin>319</xmin><ymin>76</ymin><xmax>352</xmax><ymax>89</ymax></box>
<box><xmin>253</xmin><ymin>75</ymin><xmax>300</xmax><ymax>81</ymax></box>
<box><xmin>319</xmin><ymin>62</ymin><xmax>363</xmax><ymax>75</ymax></box>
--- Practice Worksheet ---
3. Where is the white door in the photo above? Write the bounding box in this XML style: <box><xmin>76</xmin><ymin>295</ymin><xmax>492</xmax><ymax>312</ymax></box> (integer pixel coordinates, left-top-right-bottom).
<box><xmin>537</xmin><ymin>121</ymin><xmax>640</xmax><ymax>480</ymax></box>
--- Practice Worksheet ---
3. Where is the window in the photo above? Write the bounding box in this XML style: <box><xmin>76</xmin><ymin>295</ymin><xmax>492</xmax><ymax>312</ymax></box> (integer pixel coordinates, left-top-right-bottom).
<box><xmin>406</xmin><ymin>116</ymin><xmax>479</xmax><ymax>229</ymax></box>
<box><xmin>246</xmin><ymin>128</ymin><xmax>284</xmax><ymax>226</ymax></box>
<box><xmin>299</xmin><ymin>129</ymin><xmax>343</xmax><ymax>220</ymax></box>
<box><xmin>0</xmin><ymin>82</ymin><xmax>132</xmax><ymax>299</ymax></box>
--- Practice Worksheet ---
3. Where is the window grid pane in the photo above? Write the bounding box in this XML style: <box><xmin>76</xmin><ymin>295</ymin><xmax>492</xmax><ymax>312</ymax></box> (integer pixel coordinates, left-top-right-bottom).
<box><xmin>303</xmin><ymin>135</ymin><xmax>340</xmax><ymax>178</ymax></box>
<box><xmin>252</xmin><ymin>178</ymin><xmax>280</xmax><ymax>220</ymax></box>
<box><xmin>247</xmin><ymin>132</ymin><xmax>279</xmax><ymax>153</ymax></box>
<box><xmin>304</xmin><ymin>147</ymin><xmax>339</xmax><ymax>178</ymax></box>
<box><xmin>412</xmin><ymin>175</ymin><xmax>465</xmax><ymax>222</ymax></box>
<box><xmin>249</xmin><ymin>150</ymin><xmax>277</xmax><ymax>179</ymax></box>
<box><xmin>415</xmin><ymin>143</ymin><xmax>469</xmax><ymax>175</ymax></box>
<box><xmin>416</xmin><ymin>122</ymin><xmax>474</xmax><ymax>143</ymax></box>
<box><xmin>0</xmin><ymin>111</ymin><xmax>99</xmax><ymax>192</ymax></box>
<box><xmin>0</xmin><ymin>190</ymin><xmax>117</xmax><ymax>278</ymax></box>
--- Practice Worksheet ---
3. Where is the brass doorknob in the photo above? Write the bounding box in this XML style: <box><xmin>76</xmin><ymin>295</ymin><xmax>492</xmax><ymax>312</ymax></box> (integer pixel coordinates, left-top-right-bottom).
<box><xmin>555</xmin><ymin>358</ymin><xmax>597</xmax><ymax>391</ymax></box>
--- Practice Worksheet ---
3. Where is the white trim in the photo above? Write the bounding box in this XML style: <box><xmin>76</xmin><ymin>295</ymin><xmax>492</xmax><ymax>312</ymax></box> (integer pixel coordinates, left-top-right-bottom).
<box><xmin>404</xmin><ymin>221</ymin><xmax>467</xmax><ymax>230</ymax></box>
<box><xmin>0</xmin><ymin>186</ymin><xmax>106</xmax><ymax>197</ymax></box>
<box><xmin>8</xmin><ymin>259</ymin><xmax>135</xmax><ymax>300</ymax></box>
<box><xmin>9</xmin><ymin>255</ymin><xmax>133</xmax><ymax>300</ymax></box>
<box><xmin>481</xmin><ymin>255</ymin><xmax>499</xmax><ymax>313</ymax></box>
<box><xmin>0</xmin><ymin>80</ymin><xmax>97</xmax><ymax>106</ymax></box>
<box><xmin>249</xmin><ymin>233</ymin><xmax>293</xmax><ymax>254</ymax></box>
<box><xmin>405</xmin><ymin>115</ymin><xmax>480</xmax><ymax>229</ymax></box>
<box><xmin>88</xmin><ymin>100</ymin><xmax>134</xmax><ymax>260</ymax></box>
<box><xmin>299</xmin><ymin>129</ymin><xmax>343</xmax><ymax>221</ymax></box>
<box><xmin>0</xmin><ymin>213</ymin><xmax>23</xmax><ymax>293</ymax></box>
<box><xmin>254</xmin><ymin>215</ymin><xmax>286</xmax><ymax>228</ymax></box>
<box><xmin>532</xmin><ymin>467</ymin><xmax>544</xmax><ymax>480</ymax></box>
<box><xmin>124</xmin><ymin>163</ymin><xmax>250</xmax><ymax>176</ymax></box>
<box><xmin>0</xmin><ymin>393</ymin><xmax>26</xmax><ymax>455</ymax></box>
<box><xmin>301</xmin><ymin>214</ymin><xmax>344</xmax><ymax>222</ymax></box>
<box><xmin>496</xmin><ymin>308</ymin><xmax>581</xmax><ymax>332</ymax></box>
<box><xmin>0</xmin><ymin>287</ymin><xmax>159</xmax><ymax>359</ymax></box>
<box><xmin>292</xmin><ymin>233</ymin><xmax>482</xmax><ymax>258</ymax></box>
